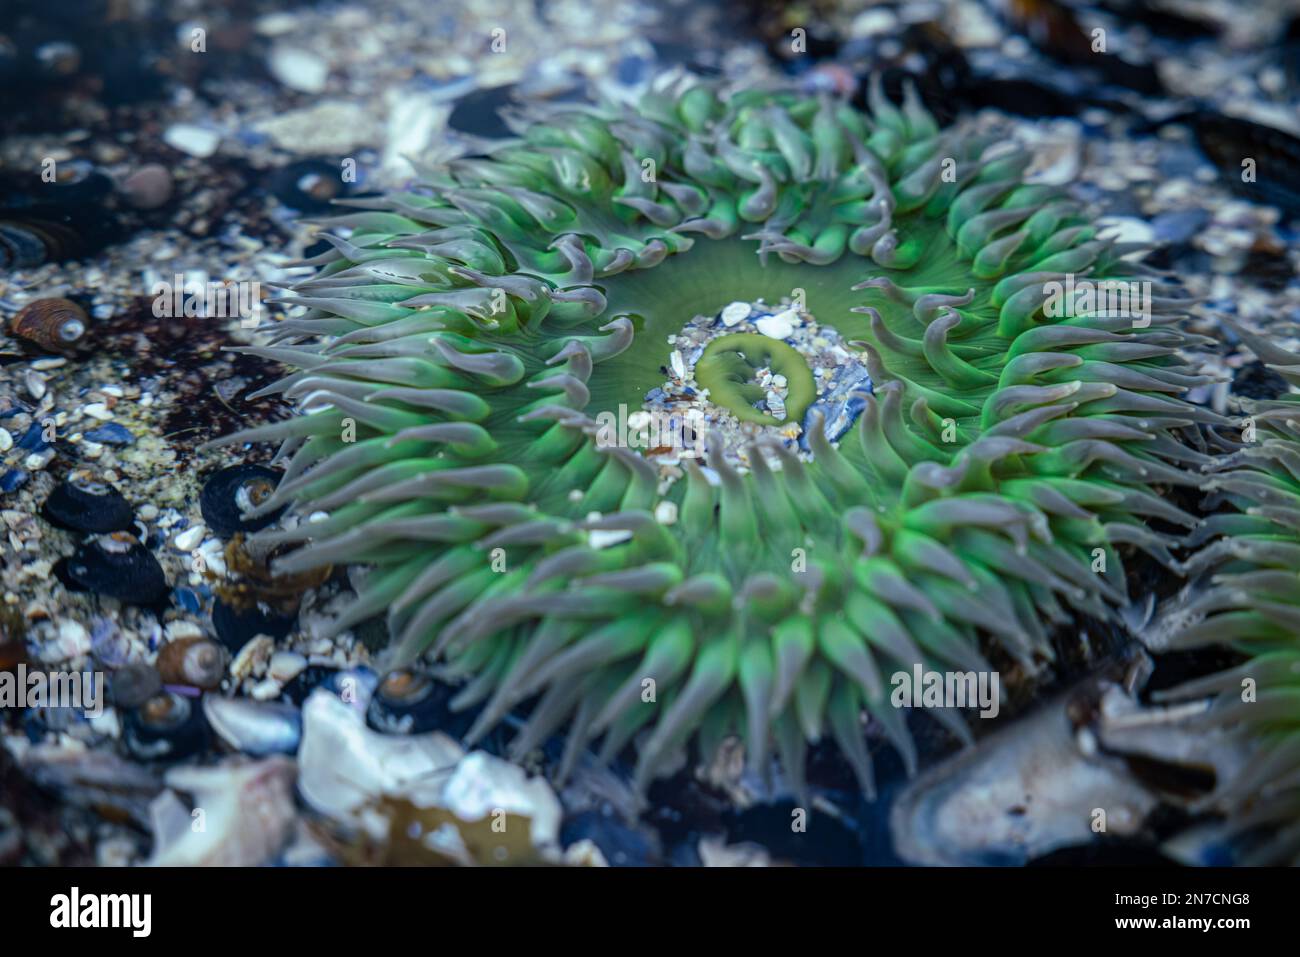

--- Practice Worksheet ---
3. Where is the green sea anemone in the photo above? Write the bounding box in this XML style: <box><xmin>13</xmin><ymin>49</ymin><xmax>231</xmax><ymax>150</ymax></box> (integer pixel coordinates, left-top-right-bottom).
<box><xmin>1145</xmin><ymin>323</ymin><xmax>1300</xmax><ymax>863</ymax></box>
<box><xmin>209</xmin><ymin>73</ymin><xmax>1224</xmax><ymax>798</ymax></box>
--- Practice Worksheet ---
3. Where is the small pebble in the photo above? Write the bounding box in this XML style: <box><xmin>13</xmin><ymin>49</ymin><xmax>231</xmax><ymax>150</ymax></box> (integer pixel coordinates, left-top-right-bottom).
<box><xmin>250</xmin><ymin>677</ymin><xmax>284</xmax><ymax>701</ymax></box>
<box><xmin>720</xmin><ymin>301</ymin><xmax>750</xmax><ymax>326</ymax></box>
<box><xmin>268</xmin><ymin>45</ymin><xmax>330</xmax><ymax>93</ymax></box>
<box><xmin>163</xmin><ymin>124</ymin><xmax>222</xmax><ymax>158</ymax></box>
<box><xmin>83</xmin><ymin>423</ymin><xmax>135</xmax><ymax>446</ymax></box>
<box><xmin>1095</xmin><ymin>216</ymin><xmax>1156</xmax><ymax>245</ymax></box>
<box><xmin>173</xmin><ymin>525</ymin><xmax>207</xmax><ymax>551</ymax></box>
<box><xmin>269</xmin><ymin>651</ymin><xmax>308</xmax><ymax>683</ymax></box>
<box><xmin>0</xmin><ymin>471</ymin><xmax>28</xmax><ymax>493</ymax></box>
<box><xmin>120</xmin><ymin>164</ymin><xmax>174</xmax><ymax>210</ymax></box>
<box><xmin>24</xmin><ymin>372</ymin><xmax>46</xmax><ymax>400</ymax></box>
<box><xmin>654</xmin><ymin>501</ymin><xmax>678</xmax><ymax>525</ymax></box>
<box><xmin>24</xmin><ymin>450</ymin><xmax>54</xmax><ymax>471</ymax></box>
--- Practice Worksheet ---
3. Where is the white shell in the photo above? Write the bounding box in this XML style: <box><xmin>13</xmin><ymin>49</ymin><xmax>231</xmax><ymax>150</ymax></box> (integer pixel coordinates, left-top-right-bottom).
<box><xmin>720</xmin><ymin>301</ymin><xmax>750</xmax><ymax>326</ymax></box>
<box><xmin>756</xmin><ymin>310</ymin><xmax>796</xmax><ymax>339</ymax></box>
<box><xmin>146</xmin><ymin>757</ymin><xmax>297</xmax><ymax>866</ymax></box>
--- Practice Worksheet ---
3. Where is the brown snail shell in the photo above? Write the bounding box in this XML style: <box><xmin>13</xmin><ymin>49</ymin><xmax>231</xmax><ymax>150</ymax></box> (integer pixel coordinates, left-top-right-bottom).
<box><xmin>156</xmin><ymin>636</ymin><xmax>227</xmax><ymax>690</ymax></box>
<box><xmin>9</xmin><ymin>298</ymin><xmax>87</xmax><ymax>353</ymax></box>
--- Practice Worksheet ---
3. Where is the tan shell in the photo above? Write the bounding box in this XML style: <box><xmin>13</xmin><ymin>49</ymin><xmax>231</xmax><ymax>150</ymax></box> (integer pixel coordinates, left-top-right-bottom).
<box><xmin>10</xmin><ymin>298</ymin><xmax>88</xmax><ymax>352</ymax></box>
<box><xmin>156</xmin><ymin>636</ymin><xmax>226</xmax><ymax>690</ymax></box>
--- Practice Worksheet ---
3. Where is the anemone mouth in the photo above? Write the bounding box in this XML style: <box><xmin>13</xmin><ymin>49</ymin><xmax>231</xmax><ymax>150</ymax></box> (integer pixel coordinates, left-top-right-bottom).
<box><xmin>208</xmin><ymin>73</ymin><xmax>1226</xmax><ymax>802</ymax></box>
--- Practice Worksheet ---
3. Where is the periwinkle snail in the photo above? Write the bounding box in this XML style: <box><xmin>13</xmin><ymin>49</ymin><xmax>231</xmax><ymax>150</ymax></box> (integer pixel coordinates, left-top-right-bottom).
<box><xmin>9</xmin><ymin>298</ymin><xmax>87</xmax><ymax>353</ymax></box>
<box><xmin>156</xmin><ymin>636</ymin><xmax>227</xmax><ymax>691</ymax></box>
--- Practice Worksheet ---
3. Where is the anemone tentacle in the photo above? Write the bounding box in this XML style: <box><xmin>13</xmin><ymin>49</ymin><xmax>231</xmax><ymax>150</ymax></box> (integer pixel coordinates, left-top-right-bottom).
<box><xmin>1140</xmin><ymin>322</ymin><xmax>1300</xmax><ymax>863</ymax></box>
<box><xmin>213</xmin><ymin>73</ymin><xmax>1222</xmax><ymax>799</ymax></box>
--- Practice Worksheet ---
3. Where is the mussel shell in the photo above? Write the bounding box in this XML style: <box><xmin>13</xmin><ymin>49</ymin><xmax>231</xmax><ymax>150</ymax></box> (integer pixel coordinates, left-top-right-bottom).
<box><xmin>56</xmin><ymin>533</ymin><xmax>169</xmax><ymax>605</ymax></box>
<box><xmin>110</xmin><ymin>661</ymin><xmax>163</xmax><ymax>708</ymax></box>
<box><xmin>211</xmin><ymin>596</ymin><xmax>296</xmax><ymax>652</ymax></box>
<box><xmin>366</xmin><ymin>670</ymin><xmax>458</xmax><ymax>735</ymax></box>
<box><xmin>122</xmin><ymin>691</ymin><xmax>209</xmax><ymax>762</ymax></box>
<box><xmin>202</xmin><ymin>695</ymin><xmax>301</xmax><ymax>756</ymax></box>
<box><xmin>199</xmin><ymin>464</ymin><xmax>284</xmax><ymax>538</ymax></box>
<box><xmin>0</xmin><ymin>205</ymin><xmax>119</xmax><ymax>267</ymax></box>
<box><xmin>41</xmin><ymin>476</ymin><xmax>134</xmax><ymax>533</ymax></box>
<box><xmin>0</xmin><ymin>223</ymin><xmax>50</xmax><ymax>269</ymax></box>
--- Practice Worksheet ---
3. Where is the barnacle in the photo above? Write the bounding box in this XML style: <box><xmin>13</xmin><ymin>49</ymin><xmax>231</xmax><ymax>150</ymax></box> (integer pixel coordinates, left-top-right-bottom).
<box><xmin>209</xmin><ymin>73</ymin><xmax>1220</xmax><ymax>798</ymax></box>
<box><xmin>1149</xmin><ymin>322</ymin><xmax>1300</xmax><ymax>863</ymax></box>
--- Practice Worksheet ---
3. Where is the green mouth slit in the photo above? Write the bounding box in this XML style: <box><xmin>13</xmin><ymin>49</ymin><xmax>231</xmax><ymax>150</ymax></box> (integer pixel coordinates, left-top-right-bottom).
<box><xmin>694</xmin><ymin>332</ymin><xmax>818</xmax><ymax>424</ymax></box>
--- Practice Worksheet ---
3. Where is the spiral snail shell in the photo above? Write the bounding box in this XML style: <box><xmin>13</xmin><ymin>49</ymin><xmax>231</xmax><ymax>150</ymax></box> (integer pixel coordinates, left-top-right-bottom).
<box><xmin>9</xmin><ymin>298</ymin><xmax>87</xmax><ymax>353</ymax></box>
<box><xmin>156</xmin><ymin>635</ymin><xmax>227</xmax><ymax>690</ymax></box>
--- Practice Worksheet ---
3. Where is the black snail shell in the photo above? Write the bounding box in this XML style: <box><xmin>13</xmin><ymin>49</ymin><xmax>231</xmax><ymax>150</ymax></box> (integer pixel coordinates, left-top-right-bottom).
<box><xmin>366</xmin><ymin>670</ymin><xmax>458</xmax><ymax>736</ymax></box>
<box><xmin>211</xmin><ymin>596</ymin><xmax>296</xmax><ymax>652</ymax></box>
<box><xmin>56</xmin><ymin>532</ymin><xmax>169</xmax><ymax>605</ymax></box>
<box><xmin>40</xmin><ymin>474</ymin><xmax>135</xmax><ymax>534</ymax></box>
<box><xmin>122</xmin><ymin>691</ymin><xmax>209</xmax><ymax>762</ymax></box>
<box><xmin>156</xmin><ymin>636</ymin><xmax>226</xmax><ymax>690</ymax></box>
<box><xmin>200</xmin><ymin>464</ymin><xmax>284</xmax><ymax>539</ymax></box>
<box><xmin>110</xmin><ymin>661</ymin><xmax>163</xmax><ymax>709</ymax></box>
<box><xmin>267</xmin><ymin>159</ymin><xmax>353</xmax><ymax>215</ymax></box>
<box><xmin>9</xmin><ymin>298</ymin><xmax>87</xmax><ymax>352</ymax></box>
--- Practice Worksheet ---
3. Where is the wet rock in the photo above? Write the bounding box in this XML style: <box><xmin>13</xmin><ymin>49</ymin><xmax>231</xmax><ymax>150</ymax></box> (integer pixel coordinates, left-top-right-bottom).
<box><xmin>889</xmin><ymin>685</ymin><xmax>1159</xmax><ymax>866</ymax></box>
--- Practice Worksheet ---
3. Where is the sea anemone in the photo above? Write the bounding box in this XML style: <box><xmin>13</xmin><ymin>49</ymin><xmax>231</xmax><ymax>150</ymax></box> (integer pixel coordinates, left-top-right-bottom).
<box><xmin>209</xmin><ymin>73</ymin><xmax>1222</xmax><ymax>798</ymax></box>
<box><xmin>1146</xmin><ymin>322</ymin><xmax>1300</xmax><ymax>863</ymax></box>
